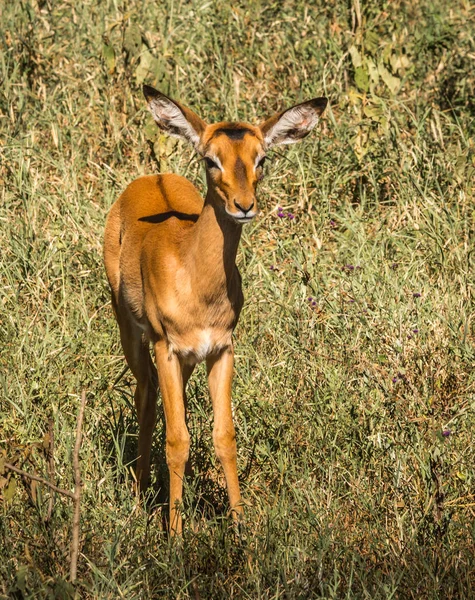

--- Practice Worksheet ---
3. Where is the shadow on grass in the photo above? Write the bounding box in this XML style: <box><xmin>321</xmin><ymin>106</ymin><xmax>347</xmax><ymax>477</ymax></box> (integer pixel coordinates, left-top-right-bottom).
<box><xmin>102</xmin><ymin>373</ymin><xmax>230</xmax><ymax>532</ymax></box>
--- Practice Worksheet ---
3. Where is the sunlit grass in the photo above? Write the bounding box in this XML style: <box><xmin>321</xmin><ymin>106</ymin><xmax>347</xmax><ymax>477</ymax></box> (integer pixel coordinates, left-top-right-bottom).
<box><xmin>1</xmin><ymin>0</ymin><xmax>474</xmax><ymax>598</ymax></box>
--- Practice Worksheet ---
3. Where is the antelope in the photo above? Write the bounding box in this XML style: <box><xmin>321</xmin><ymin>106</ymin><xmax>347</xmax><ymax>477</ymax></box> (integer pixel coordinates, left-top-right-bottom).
<box><xmin>103</xmin><ymin>85</ymin><xmax>327</xmax><ymax>533</ymax></box>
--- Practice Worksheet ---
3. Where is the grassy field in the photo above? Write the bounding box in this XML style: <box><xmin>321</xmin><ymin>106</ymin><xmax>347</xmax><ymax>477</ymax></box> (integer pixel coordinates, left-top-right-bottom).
<box><xmin>1</xmin><ymin>0</ymin><xmax>475</xmax><ymax>597</ymax></box>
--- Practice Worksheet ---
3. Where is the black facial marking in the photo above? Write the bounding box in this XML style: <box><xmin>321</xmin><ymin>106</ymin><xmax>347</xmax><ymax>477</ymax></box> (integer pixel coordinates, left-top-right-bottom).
<box><xmin>213</xmin><ymin>127</ymin><xmax>255</xmax><ymax>140</ymax></box>
<box><xmin>235</xmin><ymin>157</ymin><xmax>247</xmax><ymax>182</ymax></box>
<box><xmin>204</xmin><ymin>157</ymin><xmax>220</xmax><ymax>170</ymax></box>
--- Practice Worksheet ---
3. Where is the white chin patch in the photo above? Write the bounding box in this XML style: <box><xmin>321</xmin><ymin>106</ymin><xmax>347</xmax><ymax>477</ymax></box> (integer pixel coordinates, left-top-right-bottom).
<box><xmin>226</xmin><ymin>211</ymin><xmax>255</xmax><ymax>224</ymax></box>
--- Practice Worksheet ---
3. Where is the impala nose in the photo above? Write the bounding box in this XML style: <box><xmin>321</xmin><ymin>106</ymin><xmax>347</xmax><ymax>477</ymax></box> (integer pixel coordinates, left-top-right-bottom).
<box><xmin>234</xmin><ymin>200</ymin><xmax>254</xmax><ymax>215</ymax></box>
<box><xmin>228</xmin><ymin>198</ymin><xmax>257</xmax><ymax>223</ymax></box>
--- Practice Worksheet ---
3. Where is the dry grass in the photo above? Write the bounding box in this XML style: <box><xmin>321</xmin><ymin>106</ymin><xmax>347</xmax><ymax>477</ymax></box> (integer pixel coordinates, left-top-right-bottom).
<box><xmin>1</xmin><ymin>0</ymin><xmax>474</xmax><ymax>598</ymax></box>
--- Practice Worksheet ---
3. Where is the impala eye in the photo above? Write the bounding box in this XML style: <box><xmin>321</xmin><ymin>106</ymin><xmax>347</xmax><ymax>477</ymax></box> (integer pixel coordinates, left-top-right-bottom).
<box><xmin>204</xmin><ymin>157</ymin><xmax>220</xmax><ymax>170</ymax></box>
<box><xmin>256</xmin><ymin>156</ymin><xmax>267</xmax><ymax>179</ymax></box>
<box><xmin>256</xmin><ymin>156</ymin><xmax>267</xmax><ymax>170</ymax></box>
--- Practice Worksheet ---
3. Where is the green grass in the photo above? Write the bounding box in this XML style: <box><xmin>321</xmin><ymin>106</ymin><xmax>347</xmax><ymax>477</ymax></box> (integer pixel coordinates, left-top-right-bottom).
<box><xmin>1</xmin><ymin>0</ymin><xmax>474</xmax><ymax>597</ymax></box>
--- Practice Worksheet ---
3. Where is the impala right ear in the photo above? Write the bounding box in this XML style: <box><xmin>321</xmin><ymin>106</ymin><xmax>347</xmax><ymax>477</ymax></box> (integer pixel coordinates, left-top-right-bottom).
<box><xmin>143</xmin><ymin>85</ymin><xmax>207</xmax><ymax>152</ymax></box>
<box><xmin>260</xmin><ymin>97</ymin><xmax>328</xmax><ymax>148</ymax></box>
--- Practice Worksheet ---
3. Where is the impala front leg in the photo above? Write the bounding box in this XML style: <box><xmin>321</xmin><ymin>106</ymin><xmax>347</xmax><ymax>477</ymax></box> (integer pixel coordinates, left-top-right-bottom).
<box><xmin>206</xmin><ymin>346</ymin><xmax>243</xmax><ymax>519</ymax></box>
<box><xmin>154</xmin><ymin>342</ymin><xmax>189</xmax><ymax>534</ymax></box>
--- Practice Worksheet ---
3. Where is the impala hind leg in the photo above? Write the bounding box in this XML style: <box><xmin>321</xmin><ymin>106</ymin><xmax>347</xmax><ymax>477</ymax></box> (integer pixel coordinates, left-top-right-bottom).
<box><xmin>182</xmin><ymin>363</ymin><xmax>195</xmax><ymax>481</ymax></box>
<box><xmin>154</xmin><ymin>342</ymin><xmax>189</xmax><ymax>534</ymax></box>
<box><xmin>206</xmin><ymin>347</ymin><xmax>242</xmax><ymax>519</ymax></box>
<box><xmin>116</xmin><ymin>307</ymin><xmax>157</xmax><ymax>492</ymax></box>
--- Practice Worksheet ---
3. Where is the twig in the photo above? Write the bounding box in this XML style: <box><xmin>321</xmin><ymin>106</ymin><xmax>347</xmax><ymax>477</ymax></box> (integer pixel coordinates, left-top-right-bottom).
<box><xmin>191</xmin><ymin>578</ymin><xmax>201</xmax><ymax>600</ymax></box>
<box><xmin>113</xmin><ymin>364</ymin><xmax>129</xmax><ymax>387</ymax></box>
<box><xmin>46</xmin><ymin>418</ymin><xmax>55</xmax><ymax>523</ymax></box>
<box><xmin>70</xmin><ymin>390</ymin><xmax>86</xmax><ymax>583</ymax></box>
<box><xmin>352</xmin><ymin>0</ymin><xmax>362</xmax><ymax>32</ymax></box>
<box><xmin>4</xmin><ymin>463</ymin><xmax>75</xmax><ymax>499</ymax></box>
<box><xmin>3</xmin><ymin>391</ymin><xmax>87</xmax><ymax>583</ymax></box>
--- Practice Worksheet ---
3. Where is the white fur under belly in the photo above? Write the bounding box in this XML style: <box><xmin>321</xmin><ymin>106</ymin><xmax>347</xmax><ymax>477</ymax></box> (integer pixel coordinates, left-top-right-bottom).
<box><xmin>167</xmin><ymin>328</ymin><xmax>231</xmax><ymax>363</ymax></box>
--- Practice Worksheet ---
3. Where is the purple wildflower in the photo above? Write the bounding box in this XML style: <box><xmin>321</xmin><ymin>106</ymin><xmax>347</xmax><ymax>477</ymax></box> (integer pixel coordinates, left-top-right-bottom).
<box><xmin>276</xmin><ymin>207</ymin><xmax>296</xmax><ymax>220</ymax></box>
<box><xmin>412</xmin><ymin>328</ymin><xmax>419</xmax><ymax>334</ymax></box>
<box><xmin>391</xmin><ymin>263</ymin><xmax>399</xmax><ymax>270</ymax></box>
<box><xmin>442</xmin><ymin>429</ymin><xmax>451</xmax><ymax>437</ymax></box>
<box><xmin>413</xmin><ymin>293</ymin><xmax>421</xmax><ymax>298</ymax></box>
<box><xmin>392</xmin><ymin>376</ymin><xmax>398</xmax><ymax>383</ymax></box>
<box><xmin>330</xmin><ymin>220</ymin><xmax>337</xmax><ymax>229</ymax></box>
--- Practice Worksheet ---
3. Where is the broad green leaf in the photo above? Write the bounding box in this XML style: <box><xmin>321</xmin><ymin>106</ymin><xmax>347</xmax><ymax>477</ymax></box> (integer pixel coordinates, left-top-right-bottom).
<box><xmin>153</xmin><ymin>138</ymin><xmax>161</xmax><ymax>159</ymax></box>
<box><xmin>379</xmin><ymin>64</ymin><xmax>400</xmax><ymax>94</ymax></box>
<box><xmin>4</xmin><ymin>477</ymin><xmax>17</xmax><ymax>501</ymax></box>
<box><xmin>390</xmin><ymin>53</ymin><xmax>411</xmax><ymax>73</ymax></box>
<box><xmin>355</xmin><ymin>66</ymin><xmax>369</xmax><ymax>92</ymax></box>
<box><xmin>135</xmin><ymin>50</ymin><xmax>160</xmax><ymax>85</ymax></box>
<box><xmin>144</xmin><ymin>120</ymin><xmax>157</xmax><ymax>141</ymax></box>
<box><xmin>160</xmin><ymin>134</ymin><xmax>177</xmax><ymax>152</ymax></box>
<box><xmin>102</xmin><ymin>43</ymin><xmax>116</xmax><ymax>74</ymax></box>
<box><xmin>348</xmin><ymin>88</ymin><xmax>363</xmax><ymax>105</ymax></box>
<box><xmin>349</xmin><ymin>45</ymin><xmax>362</xmax><ymax>68</ymax></box>
<box><xmin>52</xmin><ymin>578</ymin><xmax>76</xmax><ymax>600</ymax></box>
<box><xmin>364</xmin><ymin>104</ymin><xmax>383</xmax><ymax>121</ymax></box>
<box><xmin>123</xmin><ymin>24</ymin><xmax>142</xmax><ymax>57</ymax></box>
<box><xmin>353</xmin><ymin>127</ymin><xmax>369</xmax><ymax>161</ymax></box>
<box><xmin>382</xmin><ymin>45</ymin><xmax>393</xmax><ymax>63</ymax></box>
<box><xmin>364</xmin><ymin>31</ymin><xmax>379</xmax><ymax>53</ymax></box>
<box><xmin>367</xmin><ymin>59</ymin><xmax>379</xmax><ymax>86</ymax></box>
<box><xmin>16</xmin><ymin>565</ymin><xmax>27</xmax><ymax>593</ymax></box>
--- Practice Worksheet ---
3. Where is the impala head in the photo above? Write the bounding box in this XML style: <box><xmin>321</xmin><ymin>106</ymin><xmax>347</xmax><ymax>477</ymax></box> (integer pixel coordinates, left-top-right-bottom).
<box><xmin>143</xmin><ymin>85</ymin><xmax>328</xmax><ymax>224</ymax></box>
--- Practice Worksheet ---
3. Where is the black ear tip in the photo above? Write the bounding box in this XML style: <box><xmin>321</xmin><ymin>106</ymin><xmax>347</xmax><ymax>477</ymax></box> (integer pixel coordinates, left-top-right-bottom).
<box><xmin>143</xmin><ymin>84</ymin><xmax>159</xmax><ymax>100</ymax></box>
<box><xmin>313</xmin><ymin>97</ymin><xmax>328</xmax><ymax>111</ymax></box>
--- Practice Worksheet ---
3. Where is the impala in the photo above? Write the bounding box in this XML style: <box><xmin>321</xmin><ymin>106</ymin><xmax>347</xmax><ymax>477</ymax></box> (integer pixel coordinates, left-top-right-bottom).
<box><xmin>103</xmin><ymin>85</ymin><xmax>327</xmax><ymax>533</ymax></box>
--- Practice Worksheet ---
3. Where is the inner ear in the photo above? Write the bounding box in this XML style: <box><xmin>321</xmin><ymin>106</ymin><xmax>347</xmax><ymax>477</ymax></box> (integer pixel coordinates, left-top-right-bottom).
<box><xmin>260</xmin><ymin>98</ymin><xmax>328</xmax><ymax>147</ymax></box>
<box><xmin>143</xmin><ymin>85</ymin><xmax>207</xmax><ymax>151</ymax></box>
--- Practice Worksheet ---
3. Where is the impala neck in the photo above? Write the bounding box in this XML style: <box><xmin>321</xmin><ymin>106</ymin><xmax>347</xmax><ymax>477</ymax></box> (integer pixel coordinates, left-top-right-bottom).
<box><xmin>188</xmin><ymin>186</ymin><xmax>242</xmax><ymax>291</ymax></box>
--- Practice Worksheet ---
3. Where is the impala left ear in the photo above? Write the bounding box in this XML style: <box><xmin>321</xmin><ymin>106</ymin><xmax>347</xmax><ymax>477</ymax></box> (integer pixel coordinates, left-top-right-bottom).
<box><xmin>260</xmin><ymin>97</ymin><xmax>328</xmax><ymax>148</ymax></box>
<box><xmin>143</xmin><ymin>85</ymin><xmax>207</xmax><ymax>152</ymax></box>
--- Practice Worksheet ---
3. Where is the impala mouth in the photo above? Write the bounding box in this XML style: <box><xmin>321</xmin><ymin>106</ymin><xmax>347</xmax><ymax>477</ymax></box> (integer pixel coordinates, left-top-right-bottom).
<box><xmin>235</xmin><ymin>215</ymin><xmax>255</xmax><ymax>224</ymax></box>
<box><xmin>226</xmin><ymin>209</ymin><xmax>257</xmax><ymax>224</ymax></box>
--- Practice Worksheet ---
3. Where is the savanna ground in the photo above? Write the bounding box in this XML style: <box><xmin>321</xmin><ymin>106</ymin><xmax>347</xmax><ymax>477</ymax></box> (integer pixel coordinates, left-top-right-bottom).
<box><xmin>1</xmin><ymin>0</ymin><xmax>475</xmax><ymax>598</ymax></box>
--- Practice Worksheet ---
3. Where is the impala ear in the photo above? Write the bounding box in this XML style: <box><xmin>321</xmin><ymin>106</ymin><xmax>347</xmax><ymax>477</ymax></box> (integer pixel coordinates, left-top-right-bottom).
<box><xmin>260</xmin><ymin>97</ymin><xmax>328</xmax><ymax>148</ymax></box>
<box><xmin>143</xmin><ymin>85</ymin><xmax>207</xmax><ymax>151</ymax></box>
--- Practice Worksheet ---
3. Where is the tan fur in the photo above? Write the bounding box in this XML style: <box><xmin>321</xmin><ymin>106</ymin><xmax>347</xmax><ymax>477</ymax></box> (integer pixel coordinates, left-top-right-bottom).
<box><xmin>104</xmin><ymin>87</ymin><xmax>327</xmax><ymax>533</ymax></box>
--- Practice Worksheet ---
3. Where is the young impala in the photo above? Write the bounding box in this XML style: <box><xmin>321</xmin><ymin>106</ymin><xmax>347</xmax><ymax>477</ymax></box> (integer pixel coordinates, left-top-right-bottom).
<box><xmin>104</xmin><ymin>85</ymin><xmax>327</xmax><ymax>533</ymax></box>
